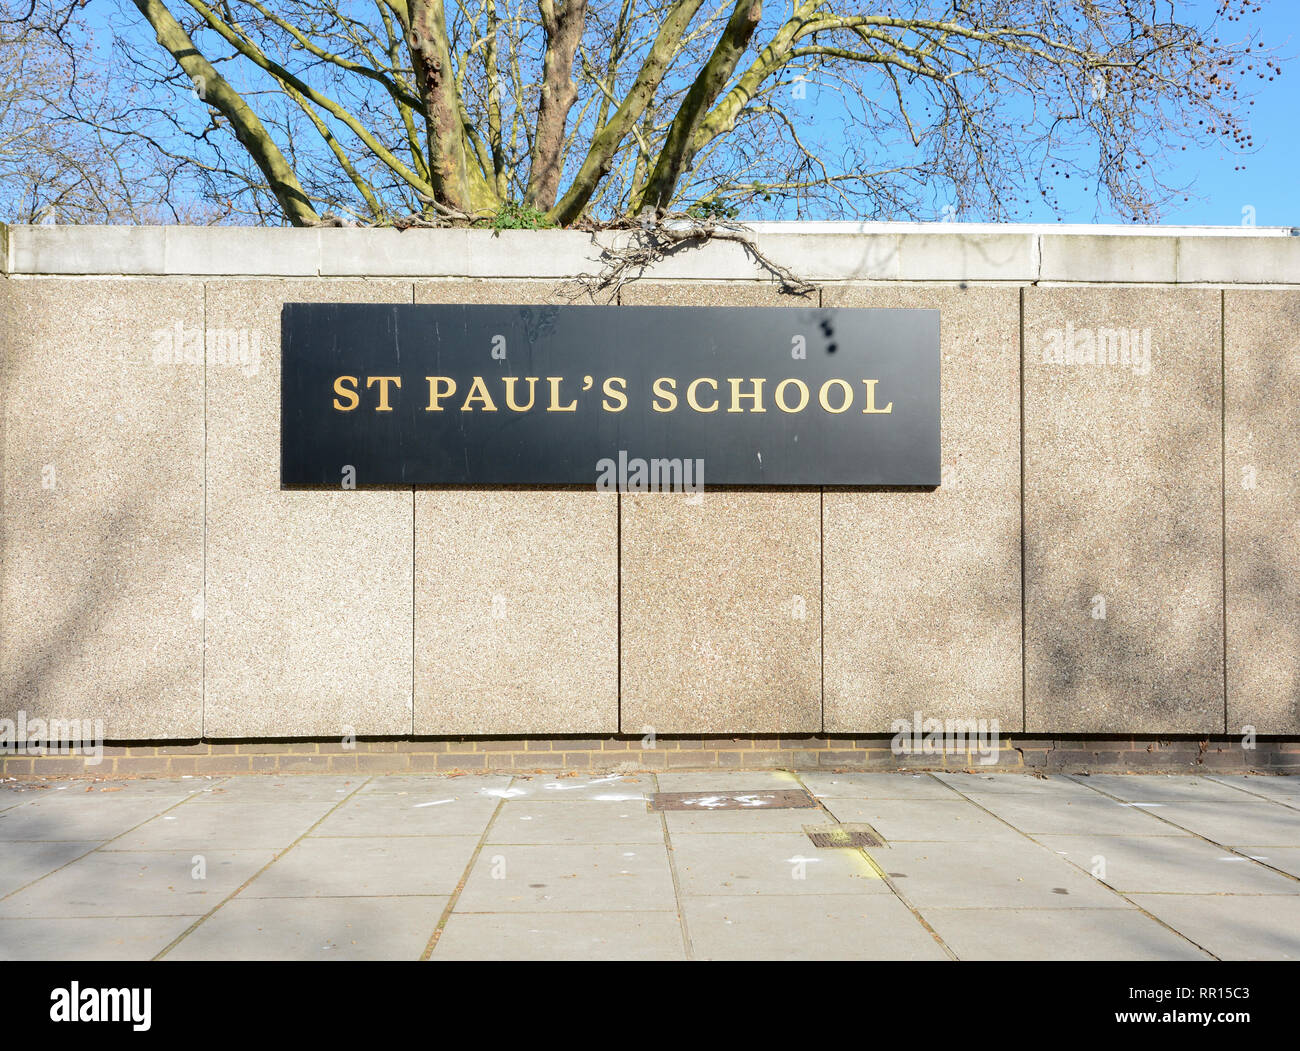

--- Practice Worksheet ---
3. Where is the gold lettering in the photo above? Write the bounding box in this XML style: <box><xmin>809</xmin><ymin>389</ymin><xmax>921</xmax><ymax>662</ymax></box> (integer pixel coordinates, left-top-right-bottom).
<box><xmin>602</xmin><ymin>377</ymin><xmax>628</xmax><ymax>412</ymax></box>
<box><xmin>461</xmin><ymin>375</ymin><xmax>498</xmax><ymax>412</ymax></box>
<box><xmin>503</xmin><ymin>376</ymin><xmax>537</xmax><ymax>412</ymax></box>
<box><xmin>686</xmin><ymin>378</ymin><xmax>719</xmax><ymax>413</ymax></box>
<box><xmin>652</xmin><ymin>377</ymin><xmax>678</xmax><ymax>412</ymax></box>
<box><xmin>333</xmin><ymin>375</ymin><xmax>360</xmax><ymax>411</ymax></box>
<box><xmin>727</xmin><ymin>377</ymin><xmax>766</xmax><ymax>413</ymax></box>
<box><xmin>774</xmin><ymin>378</ymin><xmax>809</xmax><ymax>413</ymax></box>
<box><xmin>862</xmin><ymin>379</ymin><xmax>894</xmax><ymax>414</ymax></box>
<box><xmin>425</xmin><ymin>376</ymin><xmax>456</xmax><ymax>411</ymax></box>
<box><xmin>366</xmin><ymin>375</ymin><xmax>401</xmax><ymax>412</ymax></box>
<box><xmin>818</xmin><ymin>378</ymin><xmax>852</xmax><ymax>414</ymax></box>
<box><xmin>547</xmin><ymin>376</ymin><xmax>577</xmax><ymax>412</ymax></box>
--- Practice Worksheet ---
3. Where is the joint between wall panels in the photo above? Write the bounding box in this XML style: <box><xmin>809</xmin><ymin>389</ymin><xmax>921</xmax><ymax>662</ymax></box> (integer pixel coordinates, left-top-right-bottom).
<box><xmin>1221</xmin><ymin>289</ymin><xmax>1228</xmax><ymax>735</ymax></box>
<box><xmin>1019</xmin><ymin>286</ymin><xmax>1028</xmax><ymax>733</ymax></box>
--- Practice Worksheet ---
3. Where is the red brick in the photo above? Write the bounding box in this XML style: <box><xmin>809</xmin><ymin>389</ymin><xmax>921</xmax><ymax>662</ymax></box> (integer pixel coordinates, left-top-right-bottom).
<box><xmin>356</xmin><ymin>753</ymin><xmax>409</xmax><ymax>773</ymax></box>
<box><xmin>276</xmin><ymin>755</ymin><xmax>329</xmax><ymax>772</ymax></box>
<box><xmin>436</xmin><ymin>753</ymin><xmax>487</xmax><ymax>770</ymax></box>
<box><xmin>666</xmin><ymin>750</ymin><xmax>718</xmax><ymax>767</ymax></box>
<box><xmin>115</xmin><ymin>757</ymin><xmax>172</xmax><ymax>775</ymax></box>
<box><xmin>512</xmin><ymin>753</ymin><xmax>565</xmax><ymax>769</ymax></box>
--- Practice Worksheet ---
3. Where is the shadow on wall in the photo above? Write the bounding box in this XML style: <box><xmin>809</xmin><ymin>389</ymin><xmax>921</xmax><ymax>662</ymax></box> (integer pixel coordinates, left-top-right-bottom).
<box><xmin>1025</xmin><ymin>341</ymin><xmax>1224</xmax><ymax>735</ymax></box>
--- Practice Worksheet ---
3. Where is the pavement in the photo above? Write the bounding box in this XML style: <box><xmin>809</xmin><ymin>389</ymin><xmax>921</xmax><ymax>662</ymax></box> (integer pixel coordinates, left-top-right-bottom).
<box><xmin>1</xmin><ymin>769</ymin><xmax>1298</xmax><ymax>961</ymax></box>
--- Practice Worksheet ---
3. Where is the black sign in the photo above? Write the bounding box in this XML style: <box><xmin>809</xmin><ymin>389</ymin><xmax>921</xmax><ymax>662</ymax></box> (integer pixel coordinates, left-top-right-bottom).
<box><xmin>280</xmin><ymin>304</ymin><xmax>939</xmax><ymax>487</ymax></box>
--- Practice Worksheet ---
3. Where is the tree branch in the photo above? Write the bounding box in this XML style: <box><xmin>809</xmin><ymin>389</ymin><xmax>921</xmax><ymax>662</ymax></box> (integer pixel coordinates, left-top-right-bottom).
<box><xmin>635</xmin><ymin>0</ymin><xmax>763</xmax><ymax>215</ymax></box>
<box><xmin>130</xmin><ymin>0</ymin><xmax>318</xmax><ymax>224</ymax></box>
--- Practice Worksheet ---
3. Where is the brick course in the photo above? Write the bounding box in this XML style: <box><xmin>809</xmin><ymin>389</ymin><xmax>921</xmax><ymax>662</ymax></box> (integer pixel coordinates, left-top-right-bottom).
<box><xmin>2</xmin><ymin>735</ymin><xmax>1296</xmax><ymax>779</ymax></box>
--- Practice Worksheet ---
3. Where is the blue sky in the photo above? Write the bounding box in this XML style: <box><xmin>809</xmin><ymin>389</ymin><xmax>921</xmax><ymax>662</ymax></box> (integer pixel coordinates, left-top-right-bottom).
<box><xmin>773</xmin><ymin>1</ymin><xmax>1300</xmax><ymax>227</ymax></box>
<box><xmin>975</xmin><ymin>2</ymin><xmax>1300</xmax><ymax>227</ymax></box>
<box><xmin>77</xmin><ymin>1</ymin><xmax>1300</xmax><ymax>228</ymax></box>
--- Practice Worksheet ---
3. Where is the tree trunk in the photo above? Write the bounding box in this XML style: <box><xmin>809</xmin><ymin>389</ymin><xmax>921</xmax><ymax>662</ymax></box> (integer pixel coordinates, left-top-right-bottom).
<box><xmin>405</xmin><ymin>0</ymin><xmax>496</xmax><ymax>214</ymax></box>
<box><xmin>636</xmin><ymin>0</ymin><xmax>763</xmax><ymax>216</ymax></box>
<box><xmin>525</xmin><ymin>0</ymin><xmax>589</xmax><ymax>211</ymax></box>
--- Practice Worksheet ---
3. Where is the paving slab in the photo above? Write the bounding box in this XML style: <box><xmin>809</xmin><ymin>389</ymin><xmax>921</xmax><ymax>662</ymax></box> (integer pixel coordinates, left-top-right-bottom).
<box><xmin>1206</xmin><ymin>775</ymin><xmax>1300</xmax><ymax>807</ymax></box>
<box><xmin>10</xmin><ymin>780</ymin><xmax>211</xmax><ymax>803</ymax></box>
<box><xmin>487</xmin><ymin>800</ymin><xmax>663</xmax><ymax>845</ymax></box>
<box><xmin>359</xmin><ymin>774</ymin><xmax>515</xmax><ymax>794</ymax></box>
<box><xmin>431</xmin><ymin>910</ymin><xmax>685</xmax><ymax>960</ymax></box>
<box><xmin>670</xmin><ymin>833</ymin><xmax>890</xmax><ymax>896</ymax></box>
<box><xmin>105</xmin><ymin>800</ymin><xmax>341</xmax><ymax>851</ymax></box>
<box><xmin>309</xmin><ymin>792</ymin><xmax>500</xmax><ymax>838</ymax></box>
<box><xmin>186</xmin><ymin>776</ymin><xmax>359</xmax><ymax>804</ymax></box>
<box><xmin>820</xmin><ymin>799</ymin><xmax>1023</xmax><ymax>843</ymax></box>
<box><xmin>454</xmin><ymin>843</ymin><xmax>676</xmax><ymax>912</ymax></box>
<box><xmin>935</xmin><ymin>773</ymin><xmax>1103</xmax><ymax>798</ymax></box>
<box><xmin>507</xmin><ymin>774</ymin><xmax>652</xmax><ymax>802</ymax></box>
<box><xmin>0</xmin><ymin>849</ymin><xmax>274</xmax><ymax>917</ymax></box>
<box><xmin>0</xmin><ymin>796</ymin><xmax>178</xmax><ymax>842</ymax></box>
<box><xmin>802</xmin><ymin>773</ymin><xmax>959</xmax><ymax>800</ymax></box>
<box><xmin>654</xmin><ymin>771</ymin><xmax>806</xmax><ymax>793</ymax></box>
<box><xmin>874</xmin><ymin>841</ymin><xmax>1129</xmax><ymax>909</ymax></box>
<box><xmin>241</xmin><ymin>836</ymin><xmax>479</xmax><ymax>898</ymax></box>
<box><xmin>164</xmin><ymin>895</ymin><xmax>448</xmax><ymax>961</ymax></box>
<box><xmin>1233</xmin><ymin>847</ymin><xmax>1300</xmax><ymax>879</ymax></box>
<box><xmin>0</xmin><ymin>841</ymin><xmax>100</xmax><ymax>897</ymax></box>
<box><xmin>1035</xmin><ymin>834</ymin><xmax>1300</xmax><ymax>894</ymax></box>
<box><xmin>682</xmin><ymin>894</ymin><xmax>947</xmax><ymax>961</ymax></box>
<box><xmin>1127</xmin><ymin>894</ymin><xmax>1300</xmax><ymax>960</ymax></box>
<box><xmin>921</xmin><ymin>907</ymin><xmax>1210</xmax><ymax>961</ymax></box>
<box><xmin>961</xmin><ymin>793</ymin><xmax>1190</xmax><ymax>837</ymax></box>
<box><xmin>1147</xmin><ymin>800</ymin><xmax>1300</xmax><ymax>846</ymax></box>
<box><xmin>1068</xmin><ymin>775</ymin><xmax>1255</xmax><ymax>803</ymax></box>
<box><xmin>665</xmin><ymin>808</ymin><xmax>833</xmax><ymax>836</ymax></box>
<box><xmin>0</xmin><ymin>916</ymin><xmax>196</xmax><ymax>961</ymax></box>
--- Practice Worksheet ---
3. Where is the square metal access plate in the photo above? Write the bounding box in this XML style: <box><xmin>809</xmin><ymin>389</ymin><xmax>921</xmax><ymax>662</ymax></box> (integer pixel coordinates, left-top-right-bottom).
<box><xmin>648</xmin><ymin>789</ymin><xmax>819</xmax><ymax>811</ymax></box>
<box><xmin>803</xmin><ymin>823</ymin><xmax>886</xmax><ymax>848</ymax></box>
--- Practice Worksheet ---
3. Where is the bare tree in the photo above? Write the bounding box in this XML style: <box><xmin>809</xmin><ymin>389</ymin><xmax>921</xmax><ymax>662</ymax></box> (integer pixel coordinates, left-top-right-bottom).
<box><xmin>0</xmin><ymin>2</ymin><xmax>218</xmax><ymax>222</ymax></box>
<box><xmin>7</xmin><ymin>0</ymin><xmax>1283</xmax><ymax>226</ymax></box>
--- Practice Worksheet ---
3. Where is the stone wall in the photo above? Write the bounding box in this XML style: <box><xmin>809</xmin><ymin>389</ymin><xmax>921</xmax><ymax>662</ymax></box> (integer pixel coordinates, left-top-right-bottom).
<box><xmin>1</xmin><ymin>224</ymin><xmax>1297</xmax><ymax>741</ymax></box>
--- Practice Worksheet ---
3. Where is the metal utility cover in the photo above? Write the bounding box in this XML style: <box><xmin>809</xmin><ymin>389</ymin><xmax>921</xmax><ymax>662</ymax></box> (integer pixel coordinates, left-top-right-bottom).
<box><xmin>648</xmin><ymin>789</ymin><xmax>819</xmax><ymax>811</ymax></box>
<box><xmin>803</xmin><ymin>823</ymin><xmax>886</xmax><ymax>848</ymax></box>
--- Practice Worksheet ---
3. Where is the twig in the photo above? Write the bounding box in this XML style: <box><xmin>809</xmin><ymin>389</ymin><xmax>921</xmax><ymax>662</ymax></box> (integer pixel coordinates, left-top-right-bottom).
<box><xmin>558</xmin><ymin>211</ymin><xmax>816</xmax><ymax>301</ymax></box>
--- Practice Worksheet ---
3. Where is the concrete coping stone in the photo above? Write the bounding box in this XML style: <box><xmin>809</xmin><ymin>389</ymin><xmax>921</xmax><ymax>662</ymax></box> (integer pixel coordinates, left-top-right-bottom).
<box><xmin>2</xmin><ymin>222</ymin><xmax>1298</xmax><ymax>284</ymax></box>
